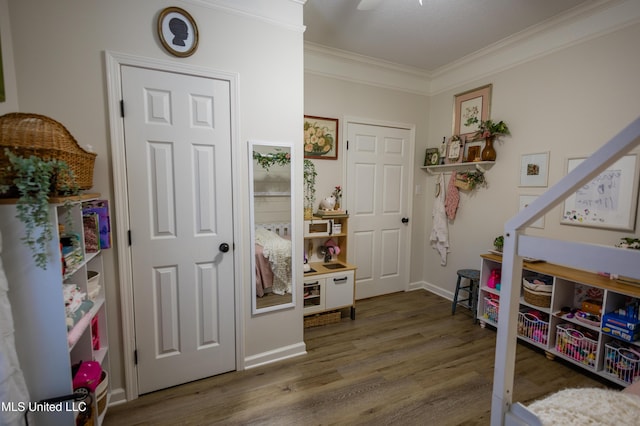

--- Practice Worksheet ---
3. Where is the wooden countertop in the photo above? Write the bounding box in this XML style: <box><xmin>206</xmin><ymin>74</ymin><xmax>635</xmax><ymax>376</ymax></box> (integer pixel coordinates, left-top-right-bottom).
<box><xmin>481</xmin><ymin>252</ymin><xmax>640</xmax><ymax>297</ymax></box>
<box><xmin>304</xmin><ymin>261</ymin><xmax>357</xmax><ymax>276</ymax></box>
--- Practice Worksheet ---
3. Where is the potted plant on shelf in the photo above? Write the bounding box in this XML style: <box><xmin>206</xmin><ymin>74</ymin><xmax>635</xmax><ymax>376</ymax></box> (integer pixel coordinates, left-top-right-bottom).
<box><xmin>464</xmin><ymin>117</ymin><xmax>511</xmax><ymax>161</ymax></box>
<box><xmin>0</xmin><ymin>149</ymin><xmax>79</xmax><ymax>269</ymax></box>
<box><xmin>303</xmin><ymin>159</ymin><xmax>317</xmax><ymax>219</ymax></box>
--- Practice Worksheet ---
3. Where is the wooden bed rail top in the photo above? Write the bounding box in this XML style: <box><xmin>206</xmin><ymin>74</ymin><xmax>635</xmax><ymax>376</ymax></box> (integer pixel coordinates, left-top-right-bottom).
<box><xmin>481</xmin><ymin>252</ymin><xmax>640</xmax><ymax>298</ymax></box>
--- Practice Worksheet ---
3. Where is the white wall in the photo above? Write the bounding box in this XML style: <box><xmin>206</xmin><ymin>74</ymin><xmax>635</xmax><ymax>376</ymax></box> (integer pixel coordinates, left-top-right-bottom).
<box><xmin>5</xmin><ymin>0</ymin><xmax>304</xmax><ymax>402</ymax></box>
<box><xmin>304</xmin><ymin>74</ymin><xmax>430</xmax><ymax>283</ymax></box>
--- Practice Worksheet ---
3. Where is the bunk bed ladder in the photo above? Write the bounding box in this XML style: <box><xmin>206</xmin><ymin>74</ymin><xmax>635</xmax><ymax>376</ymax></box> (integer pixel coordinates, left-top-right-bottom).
<box><xmin>493</xmin><ymin>116</ymin><xmax>640</xmax><ymax>426</ymax></box>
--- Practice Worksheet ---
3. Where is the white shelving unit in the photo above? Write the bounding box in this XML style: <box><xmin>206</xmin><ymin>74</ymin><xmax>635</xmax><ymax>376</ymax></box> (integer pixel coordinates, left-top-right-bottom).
<box><xmin>0</xmin><ymin>194</ymin><xmax>110</xmax><ymax>425</ymax></box>
<box><xmin>478</xmin><ymin>253</ymin><xmax>640</xmax><ymax>387</ymax></box>
<box><xmin>420</xmin><ymin>160</ymin><xmax>494</xmax><ymax>174</ymax></box>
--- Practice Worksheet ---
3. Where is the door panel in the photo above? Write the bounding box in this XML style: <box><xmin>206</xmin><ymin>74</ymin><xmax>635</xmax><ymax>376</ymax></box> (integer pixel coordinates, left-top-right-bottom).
<box><xmin>347</xmin><ymin>123</ymin><xmax>411</xmax><ymax>299</ymax></box>
<box><xmin>121</xmin><ymin>65</ymin><xmax>235</xmax><ymax>394</ymax></box>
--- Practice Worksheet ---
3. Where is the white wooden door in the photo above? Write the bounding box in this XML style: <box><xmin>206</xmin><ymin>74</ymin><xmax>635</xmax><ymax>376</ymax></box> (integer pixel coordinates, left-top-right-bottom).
<box><xmin>121</xmin><ymin>66</ymin><xmax>235</xmax><ymax>394</ymax></box>
<box><xmin>346</xmin><ymin>123</ymin><xmax>412</xmax><ymax>299</ymax></box>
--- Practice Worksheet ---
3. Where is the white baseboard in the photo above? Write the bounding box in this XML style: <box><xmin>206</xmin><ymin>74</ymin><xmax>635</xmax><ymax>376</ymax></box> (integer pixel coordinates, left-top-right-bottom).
<box><xmin>106</xmin><ymin>387</ymin><xmax>127</xmax><ymax>406</ymax></box>
<box><xmin>244</xmin><ymin>341</ymin><xmax>307</xmax><ymax>370</ymax></box>
<box><xmin>408</xmin><ymin>280</ymin><xmax>454</xmax><ymax>301</ymax></box>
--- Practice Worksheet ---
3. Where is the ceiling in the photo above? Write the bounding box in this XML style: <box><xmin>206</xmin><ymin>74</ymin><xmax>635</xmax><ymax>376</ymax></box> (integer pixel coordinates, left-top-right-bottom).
<box><xmin>303</xmin><ymin>0</ymin><xmax>591</xmax><ymax>72</ymax></box>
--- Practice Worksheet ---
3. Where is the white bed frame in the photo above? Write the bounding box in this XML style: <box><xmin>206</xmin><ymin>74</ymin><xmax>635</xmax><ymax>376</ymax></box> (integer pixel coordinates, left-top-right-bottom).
<box><xmin>496</xmin><ymin>116</ymin><xmax>640</xmax><ymax>425</ymax></box>
<box><xmin>257</xmin><ymin>222</ymin><xmax>291</xmax><ymax>238</ymax></box>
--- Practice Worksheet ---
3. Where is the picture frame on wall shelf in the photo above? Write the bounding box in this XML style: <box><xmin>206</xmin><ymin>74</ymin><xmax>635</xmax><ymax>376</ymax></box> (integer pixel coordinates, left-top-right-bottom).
<box><xmin>519</xmin><ymin>194</ymin><xmax>545</xmax><ymax>229</ymax></box>
<box><xmin>424</xmin><ymin>148</ymin><xmax>440</xmax><ymax>166</ymax></box>
<box><xmin>464</xmin><ymin>139</ymin><xmax>484</xmax><ymax>162</ymax></box>
<box><xmin>157</xmin><ymin>7</ymin><xmax>199</xmax><ymax>57</ymax></box>
<box><xmin>304</xmin><ymin>115</ymin><xmax>339</xmax><ymax>160</ymax></box>
<box><xmin>519</xmin><ymin>152</ymin><xmax>549</xmax><ymax>187</ymax></box>
<box><xmin>453</xmin><ymin>84</ymin><xmax>492</xmax><ymax>140</ymax></box>
<box><xmin>561</xmin><ymin>154</ymin><xmax>639</xmax><ymax>231</ymax></box>
<box><xmin>445</xmin><ymin>137</ymin><xmax>463</xmax><ymax>164</ymax></box>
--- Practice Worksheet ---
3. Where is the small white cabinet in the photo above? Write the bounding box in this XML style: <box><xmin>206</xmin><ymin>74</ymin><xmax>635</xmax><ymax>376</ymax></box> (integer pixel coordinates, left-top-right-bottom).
<box><xmin>303</xmin><ymin>270</ymin><xmax>355</xmax><ymax>315</ymax></box>
<box><xmin>0</xmin><ymin>194</ymin><xmax>110</xmax><ymax>425</ymax></box>
<box><xmin>478</xmin><ymin>253</ymin><xmax>640</xmax><ymax>387</ymax></box>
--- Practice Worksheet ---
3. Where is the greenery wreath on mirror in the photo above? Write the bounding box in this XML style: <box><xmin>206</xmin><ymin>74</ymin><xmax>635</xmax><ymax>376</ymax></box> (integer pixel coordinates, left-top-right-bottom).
<box><xmin>1</xmin><ymin>149</ymin><xmax>79</xmax><ymax>269</ymax></box>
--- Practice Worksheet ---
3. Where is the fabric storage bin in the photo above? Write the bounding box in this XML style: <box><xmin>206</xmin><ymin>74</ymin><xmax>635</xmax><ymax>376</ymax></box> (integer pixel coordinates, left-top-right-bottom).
<box><xmin>555</xmin><ymin>324</ymin><xmax>598</xmax><ymax>368</ymax></box>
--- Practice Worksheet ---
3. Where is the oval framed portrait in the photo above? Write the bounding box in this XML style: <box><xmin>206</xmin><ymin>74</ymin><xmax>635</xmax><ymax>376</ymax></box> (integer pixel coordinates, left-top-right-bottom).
<box><xmin>157</xmin><ymin>7</ymin><xmax>199</xmax><ymax>57</ymax></box>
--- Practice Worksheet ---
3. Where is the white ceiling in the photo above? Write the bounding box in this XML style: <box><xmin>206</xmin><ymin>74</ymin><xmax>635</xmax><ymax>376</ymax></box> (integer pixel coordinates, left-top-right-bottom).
<box><xmin>303</xmin><ymin>0</ymin><xmax>591</xmax><ymax>72</ymax></box>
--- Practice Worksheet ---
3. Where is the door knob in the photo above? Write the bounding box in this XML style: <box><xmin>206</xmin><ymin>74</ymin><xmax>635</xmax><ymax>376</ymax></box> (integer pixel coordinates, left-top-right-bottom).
<box><xmin>401</xmin><ymin>217</ymin><xmax>409</xmax><ymax>224</ymax></box>
<box><xmin>219</xmin><ymin>243</ymin><xmax>230</xmax><ymax>253</ymax></box>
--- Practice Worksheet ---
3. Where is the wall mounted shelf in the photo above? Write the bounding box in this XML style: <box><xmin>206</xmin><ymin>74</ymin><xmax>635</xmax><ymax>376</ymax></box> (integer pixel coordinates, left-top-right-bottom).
<box><xmin>421</xmin><ymin>161</ymin><xmax>495</xmax><ymax>174</ymax></box>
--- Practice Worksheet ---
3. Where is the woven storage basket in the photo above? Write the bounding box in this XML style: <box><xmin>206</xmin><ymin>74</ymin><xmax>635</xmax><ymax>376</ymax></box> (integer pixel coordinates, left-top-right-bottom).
<box><xmin>523</xmin><ymin>287</ymin><xmax>551</xmax><ymax>308</ymax></box>
<box><xmin>0</xmin><ymin>113</ymin><xmax>96</xmax><ymax>192</ymax></box>
<box><xmin>304</xmin><ymin>311</ymin><xmax>341</xmax><ymax>328</ymax></box>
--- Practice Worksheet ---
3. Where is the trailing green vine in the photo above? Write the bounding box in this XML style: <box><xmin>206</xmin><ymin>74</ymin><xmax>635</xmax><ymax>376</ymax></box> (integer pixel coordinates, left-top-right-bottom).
<box><xmin>252</xmin><ymin>150</ymin><xmax>290</xmax><ymax>171</ymax></box>
<box><xmin>1</xmin><ymin>149</ymin><xmax>79</xmax><ymax>269</ymax></box>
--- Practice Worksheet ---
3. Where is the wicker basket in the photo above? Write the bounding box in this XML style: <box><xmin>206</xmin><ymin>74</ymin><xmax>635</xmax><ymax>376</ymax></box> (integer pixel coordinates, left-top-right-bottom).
<box><xmin>0</xmin><ymin>113</ymin><xmax>96</xmax><ymax>193</ymax></box>
<box><xmin>523</xmin><ymin>287</ymin><xmax>552</xmax><ymax>308</ymax></box>
<box><xmin>304</xmin><ymin>311</ymin><xmax>341</xmax><ymax>328</ymax></box>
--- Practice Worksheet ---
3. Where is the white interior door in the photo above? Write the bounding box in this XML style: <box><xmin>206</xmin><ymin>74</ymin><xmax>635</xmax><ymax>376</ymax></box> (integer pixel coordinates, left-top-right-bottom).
<box><xmin>346</xmin><ymin>122</ymin><xmax>412</xmax><ymax>299</ymax></box>
<box><xmin>121</xmin><ymin>65</ymin><xmax>235</xmax><ymax>394</ymax></box>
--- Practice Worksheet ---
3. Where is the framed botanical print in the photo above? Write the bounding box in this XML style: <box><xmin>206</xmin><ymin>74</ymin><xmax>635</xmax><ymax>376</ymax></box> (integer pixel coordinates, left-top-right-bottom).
<box><xmin>304</xmin><ymin>115</ymin><xmax>339</xmax><ymax>160</ymax></box>
<box><xmin>453</xmin><ymin>84</ymin><xmax>492</xmax><ymax>140</ymax></box>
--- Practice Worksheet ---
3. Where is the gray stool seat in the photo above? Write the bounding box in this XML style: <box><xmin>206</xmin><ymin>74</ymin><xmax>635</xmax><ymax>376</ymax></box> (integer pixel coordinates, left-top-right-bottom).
<box><xmin>452</xmin><ymin>268</ymin><xmax>480</xmax><ymax>322</ymax></box>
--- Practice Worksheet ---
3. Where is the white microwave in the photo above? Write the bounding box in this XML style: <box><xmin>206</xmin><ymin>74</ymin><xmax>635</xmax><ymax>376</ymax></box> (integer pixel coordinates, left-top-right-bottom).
<box><xmin>304</xmin><ymin>219</ymin><xmax>333</xmax><ymax>237</ymax></box>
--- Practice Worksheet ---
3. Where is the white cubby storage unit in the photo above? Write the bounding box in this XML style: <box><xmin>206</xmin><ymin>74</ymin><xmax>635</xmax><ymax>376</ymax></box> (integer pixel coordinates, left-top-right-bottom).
<box><xmin>478</xmin><ymin>252</ymin><xmax>640</xmax><ymax>388</ymax></box>
<box><xmin>0</xmin><ymin>194</ymin><xmax>110</xmax><ymax>425</ymax></box>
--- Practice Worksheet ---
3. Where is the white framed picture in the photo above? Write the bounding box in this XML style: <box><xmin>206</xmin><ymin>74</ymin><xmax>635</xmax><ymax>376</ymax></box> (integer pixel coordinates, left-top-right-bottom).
<box><xmin>519</xmin><ymin>194</ymin><xmax>545</xmax><ymax>229</ymax></box>
<box><xmin>561</xmin><ymin>154</ymin><xmax>639</xmax><ymax>231</ymax></box>
<box><xmin>519</xmin><ymin>152</ymin><xmax>549</xmax><ymax>187</ymax></box>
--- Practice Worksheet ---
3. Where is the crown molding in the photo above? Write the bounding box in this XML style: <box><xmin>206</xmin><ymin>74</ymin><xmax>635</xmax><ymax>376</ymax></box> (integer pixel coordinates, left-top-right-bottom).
<box><xmin>186</xmin><ymin>0</ymin><xmax>306</xmax><ymax>33</ymax></box>
<box><xmin>430</xmin><ymin>0</ymin><xmax>640</xmax><ymax>94</ymax></box>
<box><xmin>304</xmin><ymin>42</ymin><xmax>432</xmax><ymax>95</ymax></box>
<box><xmin>304</xmin><ymin>0</ymin><xmax>640</xmax><ymax>96</ymax></box>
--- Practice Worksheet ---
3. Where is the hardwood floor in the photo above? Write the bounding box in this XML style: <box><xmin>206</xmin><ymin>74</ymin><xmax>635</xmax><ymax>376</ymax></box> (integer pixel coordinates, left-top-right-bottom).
<box><xmin>105</xmin><ymin>290</ymin><xmax>612</xmax><ymax>425</ymax></box>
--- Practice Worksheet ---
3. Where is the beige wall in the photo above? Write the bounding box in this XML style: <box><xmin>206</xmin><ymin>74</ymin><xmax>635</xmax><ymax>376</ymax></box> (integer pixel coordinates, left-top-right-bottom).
<box><xmin>5</xmin><ymin>0</ymin><xmax>304</xmax><ymax>402</ymax></box>
<box><xmin>304</xmin><ymin>74</ymin><xmax>430</xmax><ymax>283</ymax></box>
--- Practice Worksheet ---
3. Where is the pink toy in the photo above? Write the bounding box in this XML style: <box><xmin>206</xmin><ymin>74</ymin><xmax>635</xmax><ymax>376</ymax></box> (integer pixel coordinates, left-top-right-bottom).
<box><xmin>73</xmin><ymin>361</ymin><xmax>102</xmax><ymax>392</ymax></box>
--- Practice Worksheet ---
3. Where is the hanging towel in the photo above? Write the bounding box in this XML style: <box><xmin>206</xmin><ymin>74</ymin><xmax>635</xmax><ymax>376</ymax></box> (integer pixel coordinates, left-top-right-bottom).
<box><xmin>445</xmin><ymin>171</ymin><xmax>460</xmax><ymax>220</ymax></box>
<box><xmin>430</xmin><ymin>173</ymin><xmax>449</xmax><ymax>266</ymax></box>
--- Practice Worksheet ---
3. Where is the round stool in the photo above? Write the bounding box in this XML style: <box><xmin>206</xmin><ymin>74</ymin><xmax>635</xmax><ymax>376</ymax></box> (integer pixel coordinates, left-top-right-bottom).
<box><xmin>452</xmin><ymin>268</ymin><xmax>480</xmax><ymax>322</ymax></box>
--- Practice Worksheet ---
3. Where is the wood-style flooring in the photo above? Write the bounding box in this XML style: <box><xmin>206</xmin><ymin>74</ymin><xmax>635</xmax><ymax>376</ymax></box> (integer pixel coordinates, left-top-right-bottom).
<box><xmin>105</xmin><ymin>290</ymin><xmax>613</xmax><ymax>425</ymax></box>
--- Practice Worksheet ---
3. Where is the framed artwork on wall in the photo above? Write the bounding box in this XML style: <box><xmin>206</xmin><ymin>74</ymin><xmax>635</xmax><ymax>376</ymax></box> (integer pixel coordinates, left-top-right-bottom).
<box><xmin>519</xmin><ymin>152</ymin><xmax>550</xmax><ymax>187</ymax></box>
<box><xmin>519</xmin><ymin>194</ymin><xmax>545</xmax><ymax>229</ymax></box>
<box><xmin>304</xmin><ymin>115</ymin><xmax>339</xmax><ymax>160</ymax></box>
<box><xmin>158</xmin><ymin>7</ymin><xmax>199</xmax><ymax>57</ymax></box>
<box><xmin>453</xmin><ymin>84</ymin><xmax>492</xmax><ymax>140</ymax></box>
<box><xmin>561</xmin><ymin>154</ymin><xmax>639</xmax><ymax>231</ymax></box>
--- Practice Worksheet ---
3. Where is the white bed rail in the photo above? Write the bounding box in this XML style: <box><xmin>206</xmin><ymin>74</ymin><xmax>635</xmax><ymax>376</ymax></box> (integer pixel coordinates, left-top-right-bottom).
<box><xmin>493</xmin><ymin>116</ymin><xmax>640</xmax><ymax>426</ymax></box>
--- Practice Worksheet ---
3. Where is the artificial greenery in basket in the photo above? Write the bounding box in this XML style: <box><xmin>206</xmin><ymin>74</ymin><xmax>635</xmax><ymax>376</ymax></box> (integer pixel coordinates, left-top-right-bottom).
<box><xmin>0</xmin><ymin>149</ymin><xmax>79</xmax><ymax>269</ymax></box>
<box><xmin>493</xmin><ymin>235</ymin><xmax>504</xmax><ymax>252</ymax></box>
<box><xmin>303</xmin><ymin>159</ymin><xmax>317</xmax><ymax>218</ymax></box>
<box><xmin>455</xmin><ymin>170</ymin><xmax>486</xmax><ymax>190</ymax></box>
<box><xmin>465</xmin><ymin>118</ymin><xmax>511</xmax><ymax>140</ymax></box>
